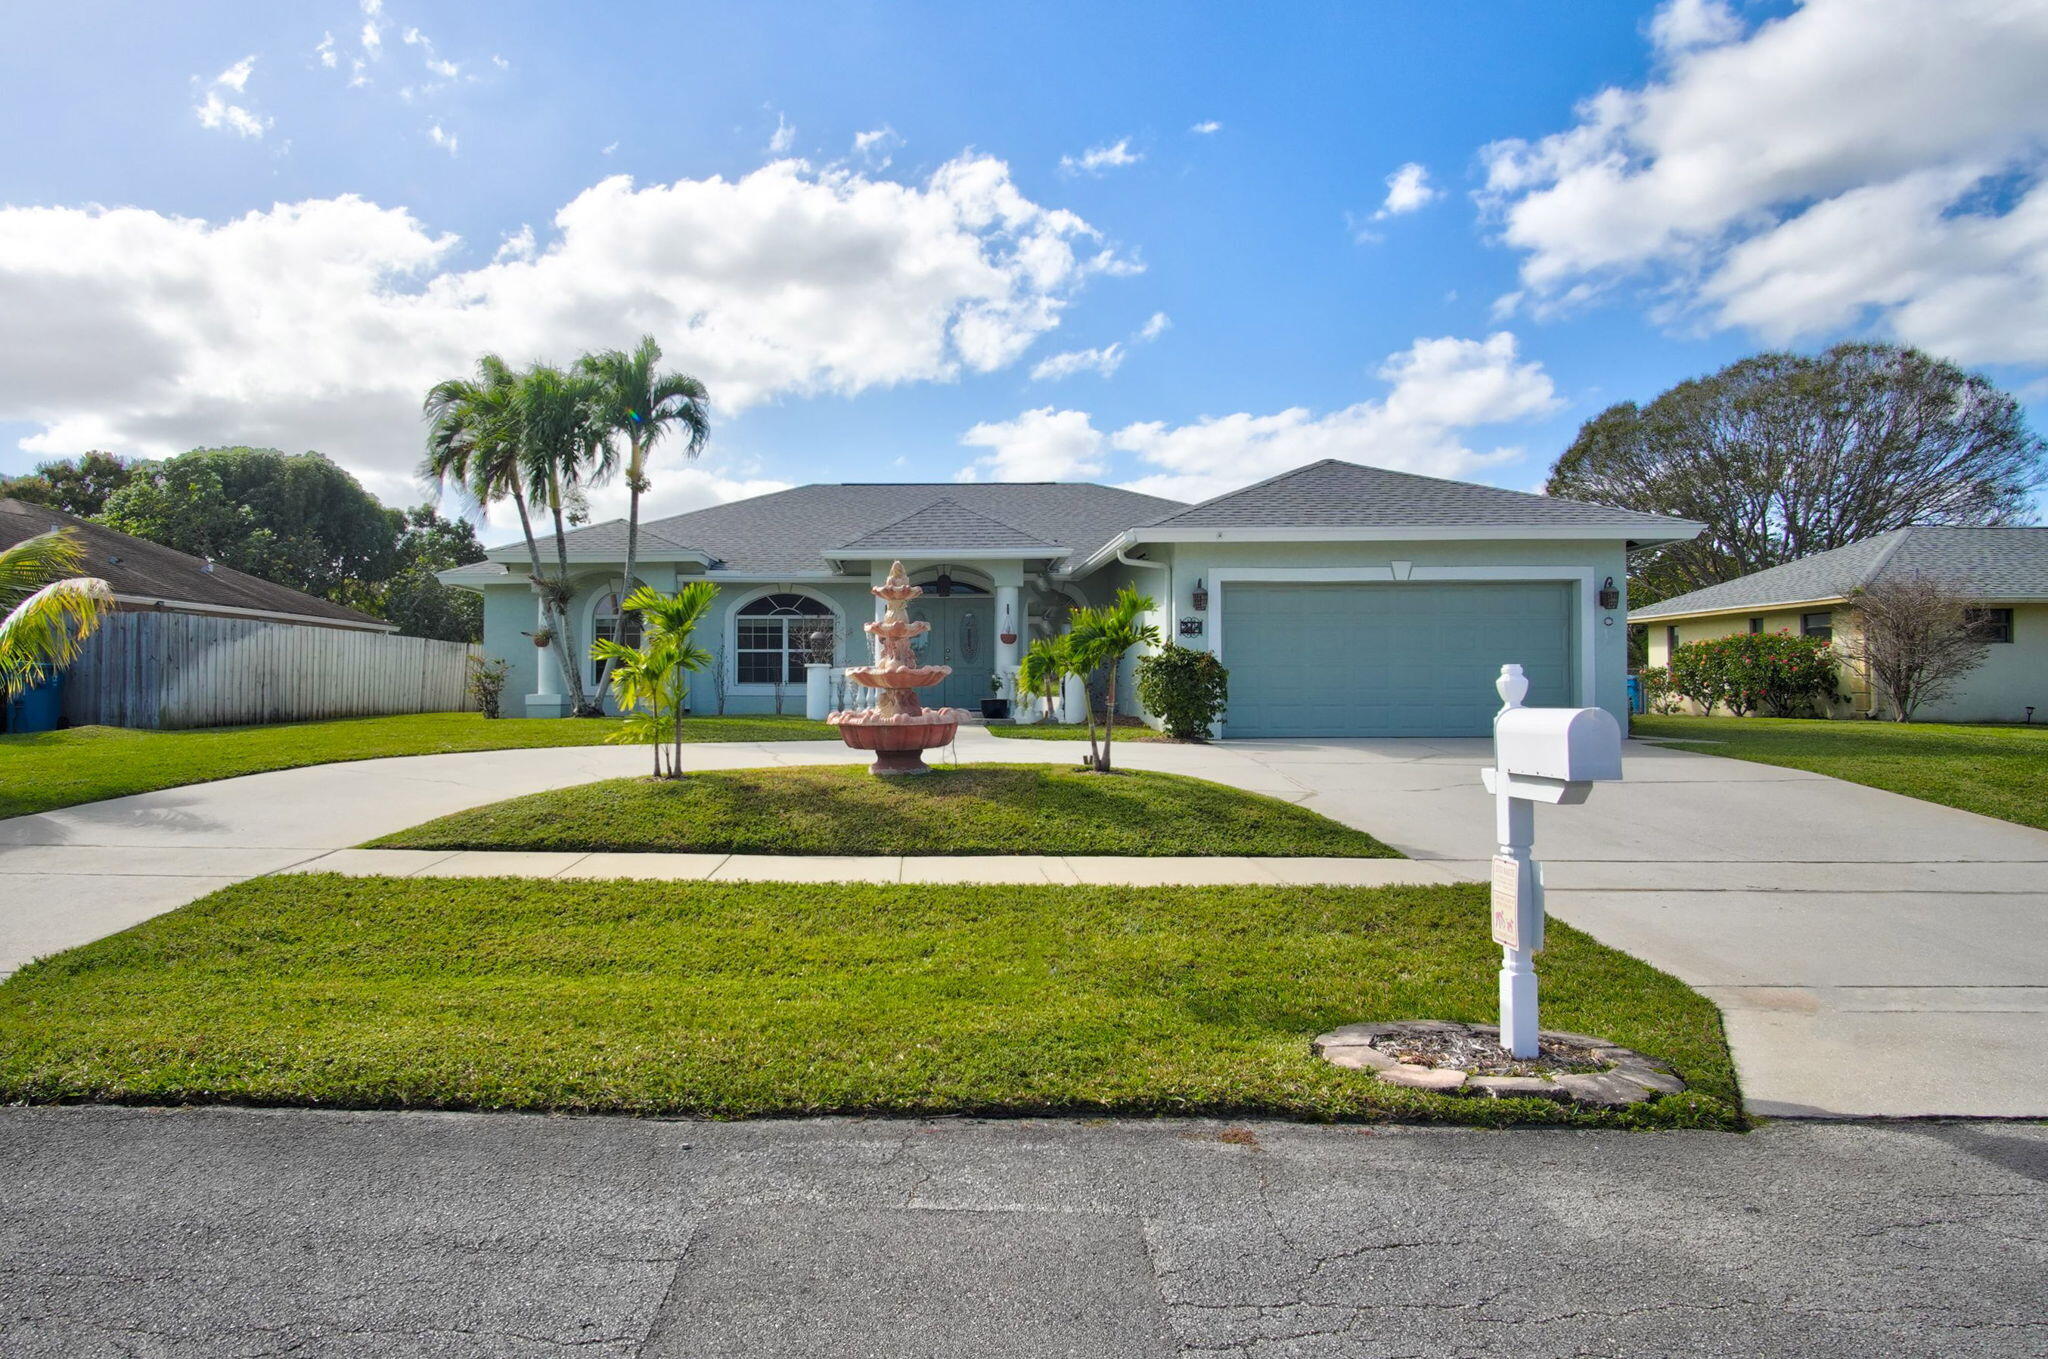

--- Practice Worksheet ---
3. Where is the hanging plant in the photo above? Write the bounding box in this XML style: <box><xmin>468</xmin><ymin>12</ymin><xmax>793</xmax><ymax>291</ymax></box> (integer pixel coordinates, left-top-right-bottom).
<box><xmin>529</xmin><ymin>628</ymin><xmax>554</xmax><ymax>649</ymax></box>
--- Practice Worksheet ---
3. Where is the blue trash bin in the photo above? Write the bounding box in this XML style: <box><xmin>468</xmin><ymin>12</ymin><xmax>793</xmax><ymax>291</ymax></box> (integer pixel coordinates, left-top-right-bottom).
<box><xmin>4</xmin><ymin>671</ymin><xmax>63</xmax><ymax>733</ymax></box>
<box><xmin>1625</xmin><ymin>674</ymin><xmax>1645</xmax><ymax>716</ymax></box>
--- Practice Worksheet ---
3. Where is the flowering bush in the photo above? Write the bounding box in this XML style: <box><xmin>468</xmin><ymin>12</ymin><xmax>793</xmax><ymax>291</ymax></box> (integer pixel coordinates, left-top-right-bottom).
<box><xmin>1637</xmin><ymin>665</ymin><xmax>1682</xmax><ymax>715</ymax></box>
<box><xmin>1669</xmin><ymin>632</ymin><xmax>1841</xmax><ymax>718</ymax></box>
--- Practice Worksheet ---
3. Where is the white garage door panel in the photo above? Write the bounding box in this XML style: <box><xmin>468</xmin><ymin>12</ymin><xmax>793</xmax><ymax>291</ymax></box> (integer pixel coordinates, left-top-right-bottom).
<box><xmin>1220</xmin><ymin>581</ymin><xmax>1573</xmax><ymax>738</ymax></box>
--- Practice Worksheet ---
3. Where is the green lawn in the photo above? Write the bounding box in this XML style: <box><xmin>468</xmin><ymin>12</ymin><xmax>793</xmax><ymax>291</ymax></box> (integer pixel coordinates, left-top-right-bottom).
<box><xmin>987</xmin><ymin>718</ymin><xmax>1172</xmax><ymax>742</ymax></box>
<box><xmin>0</xmin><ymin>874</ymin><xmax>1740</xmax><ymax>1128</ymax></box>
<box><xmin>370</xmin><ymin>763</ymin><xmax>1398</xmax><ymax>857</ymax></box>
<box><xmin>1633</xmin><ymin>715</ymin><xmax>2048</xmax><ymax>831</ymax></box>
<box><xmin>0</xmin><ymin>712</ymin><xmax>835</xmax><ymax>819</ymax></box>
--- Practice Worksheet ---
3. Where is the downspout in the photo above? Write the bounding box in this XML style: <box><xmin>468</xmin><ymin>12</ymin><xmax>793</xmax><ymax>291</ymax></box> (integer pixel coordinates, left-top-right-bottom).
<box><xmin>1115</xmin><ymin>547</ymin><xmax>1171</xmax><ymax>729</ymax></box>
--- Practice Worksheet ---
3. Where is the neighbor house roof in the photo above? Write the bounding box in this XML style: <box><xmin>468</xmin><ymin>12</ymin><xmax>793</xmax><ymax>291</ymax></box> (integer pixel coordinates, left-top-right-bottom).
<box><xmin>1138</xmin><ymin>459</ymin><xmax>1697</xmax><ymax>533</ymax></box>
<box><xmin>488</xmin><ymin>482</ymin><xmax>1184</xmax><ymax>575</ymax></box>
<box><xmin>0</xmin><ymin>498</ymin><xmax>391</xmax><ymax>630</ymax></box>
<box><xmin>1631</xmin><ymin>527</ymin><xmax>2048</xmax><ymax>620</ymax></box>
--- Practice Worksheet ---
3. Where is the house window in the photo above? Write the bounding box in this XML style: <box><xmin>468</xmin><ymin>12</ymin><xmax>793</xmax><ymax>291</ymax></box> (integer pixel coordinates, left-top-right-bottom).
<box><xmin>590</xmin><ymin>592</ymin><xmax>642</xmax><ymax>685</ymax></box>
<box><xmin>1801</xmin><ymin>611</ymin><xmax>1833</xmax><ymax>640</ymax></box>
<box><xmin>1748</xmin><ymin>617</ymin><xmax>1764</xmax><ymax>635</ymax></box>
<box><xmin>1965</xmin><ymin>607</ymin><xmax>2014</xmax><ymax>643</ymax></box>
<box><xmin>736</xmin><ymin>593</ymin><xmax>834</xmax><ymax>685</ymax></box>
<box><xmin>1665</xmin><ymin>626</ymin><xmax>1679</xmax><ymax>657</ymax></box>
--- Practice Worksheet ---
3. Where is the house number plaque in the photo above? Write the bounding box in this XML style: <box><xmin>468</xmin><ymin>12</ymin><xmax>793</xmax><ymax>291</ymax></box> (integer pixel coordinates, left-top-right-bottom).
<box><xmin>1178</xmin><ymin>617</ymin><xmax>1204</xmax><ymax>637</ymax></box>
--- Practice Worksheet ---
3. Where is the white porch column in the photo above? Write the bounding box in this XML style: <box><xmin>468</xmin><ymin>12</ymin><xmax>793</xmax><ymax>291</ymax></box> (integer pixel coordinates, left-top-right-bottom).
<box><xmin>525</xmin><ymin>595</ymin><xmax>570</xmax><ymax>718</ymax></box>
<box><xmin>994</xmin><ymin>584</ymin><xmax>1022</xmax><ymax>679</ymax></box>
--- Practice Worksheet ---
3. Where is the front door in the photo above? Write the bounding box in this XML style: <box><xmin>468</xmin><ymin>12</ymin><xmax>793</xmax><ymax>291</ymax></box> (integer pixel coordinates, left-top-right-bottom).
<box><xmin>909</xmin><ymin>596</ymin><xmax>994</xmax><ymax>711</ymax></box>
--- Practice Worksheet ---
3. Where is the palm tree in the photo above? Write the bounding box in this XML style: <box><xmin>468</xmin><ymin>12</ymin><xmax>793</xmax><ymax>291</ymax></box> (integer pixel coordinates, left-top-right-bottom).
<box><xmin>0</xmin><ymin>529</ymin><xmax>113</xmax><ymax>698</ymax></box>
<box><xmin>1069</xmin><ymin>588</ymin><xmax>1159</xmax><ymax>773</ymax></box>
<box><xmin>591</xmin><ymin>581</ymin><xmax>717</xmax><ymax>776</ymax></box>
<box><xmin>422</xmin><ymin>355</ymin><xmax>582</xmax><ymax>707</ymax></box>
<box><xmin>577</xmin><ymin>337</ymin><xmax>710</xmax><ymax>689</ymax></box>
<box><xmin>1016</xmin><ymin>635</ymin><xmax>1071</xmax><ymax>725</ymax></box>
<box><xmin>512</xmin><ymin>362</ymin><xmax>614</xmax><ymax>716</ymax></box>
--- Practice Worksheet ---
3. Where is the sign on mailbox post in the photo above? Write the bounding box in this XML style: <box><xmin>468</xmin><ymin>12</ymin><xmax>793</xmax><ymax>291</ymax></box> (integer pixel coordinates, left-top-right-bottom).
<box><xmin>1481</xmin><ymin>664</ymin><xmax>1623</xmax><ymax>1058</ymax></box>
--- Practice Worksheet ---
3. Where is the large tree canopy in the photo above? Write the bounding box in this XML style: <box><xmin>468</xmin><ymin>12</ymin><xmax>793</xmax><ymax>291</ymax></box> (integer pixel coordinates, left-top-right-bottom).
<box><xmin>0</xmin><ymin>451</ymin><xmax>139</xmax><ymax>519</ymax></box>
<box><xmin>1548</xmin><ymin>343</ymin><xmax>2046</xmax><ymax>603</ymax></box>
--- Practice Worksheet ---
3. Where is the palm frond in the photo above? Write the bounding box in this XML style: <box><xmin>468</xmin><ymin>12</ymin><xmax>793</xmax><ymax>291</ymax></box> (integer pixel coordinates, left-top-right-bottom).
<box><xmin>0</xmin><ymin>575</ymin><xmax>113</xmax><ymax>697</ymax></box>
<box><xmin>0</xmin><ymin>530</ymin><xmax>89</xmax><ymax>602</ymax></box>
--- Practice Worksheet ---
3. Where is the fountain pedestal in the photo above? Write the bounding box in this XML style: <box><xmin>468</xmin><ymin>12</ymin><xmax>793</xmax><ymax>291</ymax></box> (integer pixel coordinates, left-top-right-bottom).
<box><xmin>827</xmin><ymin>560</ymin><xmax>969</xmax><ymax>775</ymax></box>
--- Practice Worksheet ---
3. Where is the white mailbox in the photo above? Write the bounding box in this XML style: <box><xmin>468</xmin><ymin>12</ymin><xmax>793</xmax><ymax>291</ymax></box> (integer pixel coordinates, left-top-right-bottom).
<box><xmin>1480</xmin><ymin>665</ymin><xmax>1627</xmax><ymax>1057</ymax></box>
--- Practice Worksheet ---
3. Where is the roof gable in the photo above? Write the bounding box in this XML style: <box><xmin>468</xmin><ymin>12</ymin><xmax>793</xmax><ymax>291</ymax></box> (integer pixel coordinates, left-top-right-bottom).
<box><xmin>834</xmin><ymin>499</ymin><xmax>1065</xmax><ymax>553</ymax></box>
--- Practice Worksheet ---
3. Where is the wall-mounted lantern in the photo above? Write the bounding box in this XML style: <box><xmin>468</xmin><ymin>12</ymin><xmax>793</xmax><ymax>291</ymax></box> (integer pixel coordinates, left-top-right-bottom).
<box><xmin>1190</xmin><ymin>578</ymin><xmax>1209</xmax><ymax>611</ymax></box>
<box><xmin>1597</xmin><ymin>576</ymin><xmax>1620</xmax><ymax>611</ymax></box>
<box><xmin>933</xmin><ymin>569</ymin><xmax>955</xmax><ymax>597</ymax></box>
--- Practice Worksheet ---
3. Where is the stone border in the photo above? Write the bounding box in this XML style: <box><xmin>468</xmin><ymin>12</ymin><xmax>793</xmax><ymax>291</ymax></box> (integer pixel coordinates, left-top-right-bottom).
<box><xmin>1312</xmin><ymin>1020</ymin><xmax>1686</xmax><ymax>1108</ymax></box>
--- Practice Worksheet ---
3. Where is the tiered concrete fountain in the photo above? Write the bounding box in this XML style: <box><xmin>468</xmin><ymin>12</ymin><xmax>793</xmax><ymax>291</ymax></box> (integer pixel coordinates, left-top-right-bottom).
<box><xmin>828</xmin><ymin>560</ymin><xmax>968</xmax><ymax>775</ymax></box>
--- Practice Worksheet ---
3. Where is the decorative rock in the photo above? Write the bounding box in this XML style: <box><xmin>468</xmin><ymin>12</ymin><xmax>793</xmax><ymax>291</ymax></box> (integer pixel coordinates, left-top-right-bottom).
<box><xmin>1309</xmin><ymin>1019</ymin><xmax>1687</xmax><ymax>1110</ymax></box>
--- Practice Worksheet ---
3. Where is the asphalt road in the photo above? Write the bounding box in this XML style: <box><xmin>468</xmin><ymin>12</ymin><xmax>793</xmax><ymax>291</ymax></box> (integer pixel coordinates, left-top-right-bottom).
<box><xmin>3</xmin><ymin>1106</ymin><xmax>2043</xmax><ymax>1357</ymax></box>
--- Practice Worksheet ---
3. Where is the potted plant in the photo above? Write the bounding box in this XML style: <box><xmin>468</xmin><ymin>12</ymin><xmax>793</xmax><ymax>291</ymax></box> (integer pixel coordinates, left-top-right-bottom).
<box><xmin>527</xmin><ymin>627</ymin><xmax>554</xmax><ymax>649</ymax></box>
<box><xmin>980</xmin><ymin>672</ymin><xmax>1011</xmax><ymax>720</ymax></box>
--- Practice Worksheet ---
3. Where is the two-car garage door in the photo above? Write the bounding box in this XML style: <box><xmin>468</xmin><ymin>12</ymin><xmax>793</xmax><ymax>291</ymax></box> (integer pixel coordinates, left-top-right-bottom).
<box><xmin>1219</xmin><ymin>581</ymin><xmax>1574</xmax><ymax>738</ymax></box>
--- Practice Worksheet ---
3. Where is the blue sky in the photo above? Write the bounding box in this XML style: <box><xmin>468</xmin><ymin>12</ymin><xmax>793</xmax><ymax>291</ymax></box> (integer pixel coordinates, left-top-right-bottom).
<box><xmin>3</xmin><ymin>0</ymin><xmax>2044</xmax><ymax>527</ymax></box>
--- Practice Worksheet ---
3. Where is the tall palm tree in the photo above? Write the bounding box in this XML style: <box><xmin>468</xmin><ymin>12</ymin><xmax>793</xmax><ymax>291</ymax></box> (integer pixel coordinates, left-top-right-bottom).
<box><xmin>422</xmin><ymin>355</ymin><xmax>583</xmax><ymax>707</ymax></box>
<box><xmin>578</xmin><ymin>337</ymin><xmax>710</xmax><ymax>688</ymax></box>
<box><xmin>512</xmin><ymin>362</ymin><xmax>613</xmax><ymax>715</ymax></box>
<box><xmin>0</xmin><ymin>529</ymin><xmax>113</xmax><ymax>697</ymax></box>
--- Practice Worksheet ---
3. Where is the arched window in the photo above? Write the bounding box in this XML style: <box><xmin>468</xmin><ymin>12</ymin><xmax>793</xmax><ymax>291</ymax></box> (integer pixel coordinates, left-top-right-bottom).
<box><xmin>591</xmin><ymin>591</ymin><xmax>643</xmax><ymax>685</ymax></box>
<box><xmin>736</xmin><ymin>593</ymin><xmax>834</xmax><ymax>685</ymax></box>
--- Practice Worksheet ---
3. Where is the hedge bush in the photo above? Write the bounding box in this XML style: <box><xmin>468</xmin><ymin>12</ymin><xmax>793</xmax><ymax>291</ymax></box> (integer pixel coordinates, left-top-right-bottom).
<box><xmin>1669</xmin><ymin>632</ymin><xmax>1841</xmax><ymax>717</ymax></box>
<box><xmin>1134</xmin><ymin>644</ymin><xmax>1229</xmax><ymax>740</ymax></box>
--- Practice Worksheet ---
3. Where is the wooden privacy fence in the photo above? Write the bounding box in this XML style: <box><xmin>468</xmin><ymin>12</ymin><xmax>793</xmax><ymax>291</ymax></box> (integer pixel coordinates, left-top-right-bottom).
<box><xmin>63</xmin><ymin>613</ymin><xmax>480</xmax><ymax>730</ymax></box>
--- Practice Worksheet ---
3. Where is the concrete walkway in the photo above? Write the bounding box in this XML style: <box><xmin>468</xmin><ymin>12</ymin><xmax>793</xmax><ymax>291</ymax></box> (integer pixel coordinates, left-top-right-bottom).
<box><xmin>5</xmin><ymin>1105</ymin><xmax>2045</xmax><ymax>1357</ymax></box>
<box><xmin>3</xmin><ymin>724</ymin><xmax>2045</xmax><ymax>1117</ymax></box>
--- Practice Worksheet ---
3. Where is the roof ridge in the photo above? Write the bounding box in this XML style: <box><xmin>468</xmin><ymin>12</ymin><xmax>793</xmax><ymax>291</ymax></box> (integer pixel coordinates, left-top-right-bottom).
<box><xmin>1137</xmin><ymin>459</ymin><xmax>1340</xmax><ymax>527</ymax></box>
<box><xmin>1854</xmin><ymin>527</ymin><xmax>1916</xmax><ymax>590</ymax></box>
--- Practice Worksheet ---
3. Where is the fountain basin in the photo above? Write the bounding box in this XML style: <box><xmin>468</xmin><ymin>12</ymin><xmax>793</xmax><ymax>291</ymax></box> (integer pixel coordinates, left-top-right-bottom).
<box><xmin>829</xmin><ymin>709</ymin><xmax>965</xmax><ymax>773</ymax></box>
<box><xmin>843</xmin><ymin>665</ymin><xmax>951</xmax><ymax>689</ymax></box>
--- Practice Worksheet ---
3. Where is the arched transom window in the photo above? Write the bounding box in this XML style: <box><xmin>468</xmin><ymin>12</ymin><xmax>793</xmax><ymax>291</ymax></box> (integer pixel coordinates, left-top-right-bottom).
<box><xmin>736</xmin><ymin>593</ymin><xmax>834</xmax><ymax>685</ymax></box>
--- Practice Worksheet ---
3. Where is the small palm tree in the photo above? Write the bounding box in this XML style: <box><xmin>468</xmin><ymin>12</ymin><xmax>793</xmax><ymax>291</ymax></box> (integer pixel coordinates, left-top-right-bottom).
<box><xmin>1016</xmin><ymin>635</ymin><xmax>1071</xmax><ymax>725</ymax></box>
<box><xmin>0</xmin><ymin>529</ymin><xmax>113</xmax><ymax>698</ymax></box>
<box><xmin>578</xmin><ymin>337</ymin><xmax>710</xmax><ymax>690</ymax></box>
<box><xmin>1067</xmin><ymin>587</ymin><xmax>1159</xmax><ymax>773</ymax></box>
<box><xmin>591</xmin><ymin>580</ymin><xmax>717</xmax><ymax>777</ymax></box>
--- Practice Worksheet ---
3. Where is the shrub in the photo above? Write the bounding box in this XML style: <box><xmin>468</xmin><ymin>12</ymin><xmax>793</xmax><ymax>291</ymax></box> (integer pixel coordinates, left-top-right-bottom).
<box><xmin>1135</xmin><ymin>644</ymin><xmax>1229</xmax><ymax>740</ymax></box>
<box><xmin>1669</xmin><ymin>633</ymin><xmax>1840</xmax><ymax>718</ymax></box>
<box><xmin>465</xmin><ymin>654</ymin><xmax>510</xmax><ymax>719</ymax></box>
<box><xmin>1637</xmin><ymin>666</ymin><xmax>1682</xmax><ymax>715</ymax></box>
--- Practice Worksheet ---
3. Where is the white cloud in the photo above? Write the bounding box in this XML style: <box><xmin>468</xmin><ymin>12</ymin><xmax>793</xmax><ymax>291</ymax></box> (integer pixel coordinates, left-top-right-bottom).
<box><xmin>1481</xmin><ymin>0</ymin><xmax>2048</xmax><ymax>366</ymax></box>
<box><xmin>601</xmin><ymin>141</ymin><xmax>619</xmax><ymax>157</ymax></box>
<box><xmin>767</xmin><ymin>112</ymin><xmax>795</xmax><ymax>154</ymax></box>
<box><xmin>958</xmin><ymin>407</ymin><xmax>1107</xmax><ymax>481</ymax></box>
<box><xmin>193</xmin><ymin>57</ymin><xmax>270</xmax><ymax>139</ymax></box>
<box><xmin>1138</xmin><ymin>311</ymin><xmax>1170</xmax><ymax>341</ymax></box>
<box><xmin>1060</xmin><ymin>138</ymin><xmax>1142</xmax><ymax>176</ymax></box>
<box><xmin>360</xmin><ymin>19</ymin><xmax>382</xmax><ymax>56</ymax></box>
<box><xmin>1375</xmin><ymin>162</ymin><xmax>1438</xmax><ymax>217</ymax></box>
<box><xmin>427</xmin><ymin>124</ymin><xmax>458</xmax><ymax>156</ymax></box>
<box><xmin>1031</xmin><ymin>345</ymin><xmax>1124</xmax><ymax>381</ymax></box>
<box><xmin>1647</xmin><ymin>0</ymin><xmax>1741</xmax><ymax>55</ymax></box>
<box><xmin>852</xmin><ymin>126</ymin><xmax>901</xmax><ymax>167</ymax></box>
<box><xmin>1112</xmin><ymin>332</ymin><xmax>1559</xmax><ymax>502</ymax></box>
<box><xmin>494</xmin><ymin>224</ymin><xmax>535</xmax><ymax>261</ymax></box>
<box><xmin>1189</xmin><ymin>120</ymin><xmax>1222</xmax><ymax>135</ymax></box>
<box><xmin>315</xmin><ymin>32</ymin><xmax>338</xmax><ymax>68</ymax></box>
<box><xmin>0</xmin><ymin>154</ymin><xmax>1128</xmax><ymax>506</ymax></box>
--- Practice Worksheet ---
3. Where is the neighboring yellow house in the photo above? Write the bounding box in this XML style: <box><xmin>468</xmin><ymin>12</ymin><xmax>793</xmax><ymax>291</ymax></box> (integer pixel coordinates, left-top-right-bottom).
<box><xmin>1633</xmin><ymin>527</ymin><xmax>2048</xmax><ymax>723</ymax></box>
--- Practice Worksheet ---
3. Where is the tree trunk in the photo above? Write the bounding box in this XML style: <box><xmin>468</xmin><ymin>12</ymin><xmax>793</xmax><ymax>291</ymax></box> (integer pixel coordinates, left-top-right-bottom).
<box><xmin>511</xmin><ymin>488</ymin><xmax>581</xmax><ymax>705</ymax></box>
<box><xmin>546</xmin><ymin>475</ymin><xmax>594</xmax><ymax>715</ymax></box>
<box><xmin>595</xmin><ymin>438</ymin><xmax>648</xmax><ymax>699</ymax></box>
<box><xmin>1100</xmin><ymin>669</ymin><xmax>1118</xmax><ymax>773</ymax></box>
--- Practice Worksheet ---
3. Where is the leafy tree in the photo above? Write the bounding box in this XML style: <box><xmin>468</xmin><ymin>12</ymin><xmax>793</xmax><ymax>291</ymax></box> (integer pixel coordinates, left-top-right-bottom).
<box><xmin>1841</xmin><ymin>575</ymin><xmax>1995</xmax><ymax>722</ymax></box>
<box><xmin>591</xmin><ymin>581</ymin><xmax>717</xmax><ymax>776</ymax></box>
<box><xmin>1066</xmin><ymin>587</ymin><xmax>1160</xmax><ymax>773</ymax></box>
<box><xmin>366</xmin><ymin>506</ymin><xmax>485</xmax><ymax>643</ymax></box>
<box><xmin>1135</xmin><ymin>644</ymin><xmax>1229</xmax><ymax>740</ymax></box>
<box><xmin>0</xmin><ymin>451</ymin><xmax>139</xmax><ymax>518</ymax></box>
<box><xmin>577</xmin><ymin>336</ymin><xmax>710</xmax><ymax>689</ymax></box>
<box><xmin>0</xmin><ymin>529</ymin><xmax>112</xmax><ymax>697</ymax></box>
<box><xmin>1549</xmin><ymin>343</ymin><xmax>2047</xmax><ymax>601</ymax></box>
<box><xmin>99</xmin><ymin>447</ymin><xmax>401</xmax><ymax>600</ymax></box>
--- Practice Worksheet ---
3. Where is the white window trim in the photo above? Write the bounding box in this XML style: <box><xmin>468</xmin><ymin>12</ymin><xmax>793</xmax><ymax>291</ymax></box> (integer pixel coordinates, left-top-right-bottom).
<box><xmin>1205</xmin><ymin>566</ymin><xmax>1598</xmax><ymax>708</ymax></box>
<box><xmin>725</xmin><ymin>585</ymin><xmax>845</xmax><ymax>692</ymax></box>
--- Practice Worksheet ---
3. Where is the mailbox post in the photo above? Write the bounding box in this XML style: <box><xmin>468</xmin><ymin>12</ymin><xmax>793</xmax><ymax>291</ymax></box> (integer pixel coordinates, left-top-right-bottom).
<box><xmin>1482</xmin><ymin>664</ymin><xmax>1623</xmax><ymax>1057</ymax></box>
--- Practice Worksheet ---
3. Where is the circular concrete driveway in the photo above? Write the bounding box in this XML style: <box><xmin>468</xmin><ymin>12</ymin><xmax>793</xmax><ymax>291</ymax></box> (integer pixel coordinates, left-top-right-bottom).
<box><xmin>3</xmin><ymin>727</ymin><xmax>2045</xmax><ymax>1118</ymax></box>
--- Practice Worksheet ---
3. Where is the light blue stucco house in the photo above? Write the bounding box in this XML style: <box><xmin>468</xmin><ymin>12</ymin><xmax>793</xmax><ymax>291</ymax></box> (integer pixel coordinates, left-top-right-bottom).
<box><xmin>443</xmin><ymin>459</ymin><xmax>1699</xmax><ymax>738</ymax></box>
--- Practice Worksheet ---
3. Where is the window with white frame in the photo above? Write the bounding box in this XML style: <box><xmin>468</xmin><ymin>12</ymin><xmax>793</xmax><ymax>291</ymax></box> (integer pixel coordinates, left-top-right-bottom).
<box><xmin>735</xmin><ymin>593</ymin><xmax>834</xmax><ymax>684</ymax></box>
<box><xmin>590</xmin><ymin>591</ymin><xmax>643</xmax><ymax>685</ymax></box>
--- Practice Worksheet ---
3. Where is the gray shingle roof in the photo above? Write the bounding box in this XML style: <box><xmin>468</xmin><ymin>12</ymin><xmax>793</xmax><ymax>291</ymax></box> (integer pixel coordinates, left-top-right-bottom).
<box><xmin>511</xmin><ymin>518</ymin><xmax>700</xmax><ymax>556</ymax></box>
<box><xmin>506</xmin><ymin>482</ymin><xmax>1186</xmax><ymax>574</ymax></box>
<box><xmin>1138</xmin><ymin>459</ymin><xmax>1695</xmax><ymax>532</ymax></box>
<box><xmin>0</xmin><ymin>498</ymin><xmax>389</xmax><ymax>629</ymax></box>
<box><xmin>1631</xmin><ymin>527</ymin><xmax>2048</xmax><ymax>619</ymax></box>
<box><xmin>834</xmin><ymin>499</ymin><xmax>1065</xmax><ymax>554</ymax></box>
